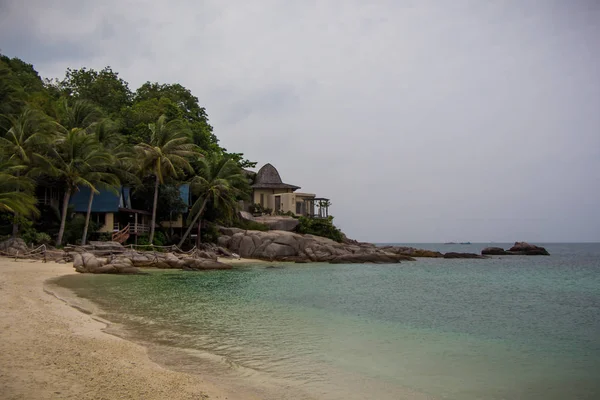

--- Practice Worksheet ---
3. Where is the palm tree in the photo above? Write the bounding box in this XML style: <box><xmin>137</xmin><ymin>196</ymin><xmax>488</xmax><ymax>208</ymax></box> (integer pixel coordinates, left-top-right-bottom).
<box><xmin>0</xmin><ymin>163</ymin><xmax>38</xmax><ymax>217</ymax></box>
<box><xmin>178</xmin><ymin>155</ymin><xmax>246</xmax><ymax>247</ymax></box>
<box><xmin>135</xmin><ymin>115</ymin><xmax>198</xmax><ymax>244</ymax></box>
<box><xmin>80</xmin><ymin>120</ymin><xmax>137</xmax><ymax>245</ymax></box>
<box><xmin>50</xmin><ymin>129</ymin><xmax>113</xmax><ymax>246</ymax></box>
<box><xmin>0</xmin><ymin>107</ymin><xmax>53</xmax><ymax>236</ymax></box>
<box><xmin>80</xmin><ymin>168</ymin><xmax>120</xmax><ymax>246</ymax></box>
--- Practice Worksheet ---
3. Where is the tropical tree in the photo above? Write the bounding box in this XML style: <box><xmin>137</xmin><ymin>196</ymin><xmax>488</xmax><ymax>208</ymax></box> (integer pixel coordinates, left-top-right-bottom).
<box><xmin>0</xmin><ymin>107</ymin><xmax>53</xmax><ymax>236</ymax></box>
<box><xmin>80</xmin><ymin>119</ymin><xmax>138</xmax><ymax>245</ymax></box>
<box><xmin>0</xmin><ymin>163</ymin><xmax>38</xmax><ymax>217</ymax></box>
<box><xmin>50</xmin><ymin>129</ymin><xmax>113</xmax><ymax>246</ymax></box>
<box><xmin>178</xmin><ymin>155</ymin><xmax>246</xmax><ymax>247</ymax></box>
<box><xmin>135</xmin><ymin>114</ymin><xmax>197</xmax><ymax>244</ymax></box>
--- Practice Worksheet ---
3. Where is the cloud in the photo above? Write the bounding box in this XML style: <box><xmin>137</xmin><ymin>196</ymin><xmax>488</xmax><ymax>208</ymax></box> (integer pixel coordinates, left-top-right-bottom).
<box><xmin>1</xmin><ymin>0</ymin><xmax>599</xmax><ymax>241</ymax></box>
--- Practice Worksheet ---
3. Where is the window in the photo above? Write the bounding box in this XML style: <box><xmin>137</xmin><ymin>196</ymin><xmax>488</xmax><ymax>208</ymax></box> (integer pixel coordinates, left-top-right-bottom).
<box><xmin>296</xmin><ymin>202</ymin><xmax>304</xmax><ymax>215</ymax></box>
<box><xmin>92</xmin><ymin>213</ymin><xmax>106</xmax><ymax>227</ymax></box>
<box><xmin>260</xmin><ymin>193</ymin><xmax>265</xmax><ymax>206</ymax></box>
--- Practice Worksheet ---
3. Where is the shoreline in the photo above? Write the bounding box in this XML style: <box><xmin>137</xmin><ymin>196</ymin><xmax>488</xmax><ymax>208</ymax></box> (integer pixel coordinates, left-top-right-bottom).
<box><xmin>0</xmin><ymin>258</ymin><xmax>266</xmax><ymax>400</ymax></box>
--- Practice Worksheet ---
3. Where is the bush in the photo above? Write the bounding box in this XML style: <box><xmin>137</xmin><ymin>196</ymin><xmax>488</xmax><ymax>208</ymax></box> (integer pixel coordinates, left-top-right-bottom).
<box><xmin>296</xmin><ymin>216</ymin><xmax>343</xmax><ymax>242</ymax></box>
<box><xmin>20</xmin><ymin>227</ymin><xmax>52</xmax><ymax>245</ymax></box>
<box><xmin>200</xmin><ymin>223</ymin><xmax>220</xmax><ymax>243</ymax></box>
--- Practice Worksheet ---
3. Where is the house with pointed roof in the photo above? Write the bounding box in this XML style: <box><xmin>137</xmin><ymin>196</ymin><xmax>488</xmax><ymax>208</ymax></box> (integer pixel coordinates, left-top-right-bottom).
<box><xmin>249</xmin><ymin>163</ymin><xmax>329</xmax><ymax>218</ymax></box>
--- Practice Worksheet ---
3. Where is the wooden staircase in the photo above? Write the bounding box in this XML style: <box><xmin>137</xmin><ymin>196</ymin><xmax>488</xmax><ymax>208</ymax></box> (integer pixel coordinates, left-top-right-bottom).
<box><xmin>112</xmin><ymin>224</ymin><xmax>130</xmax><ymax>243</ymax></box>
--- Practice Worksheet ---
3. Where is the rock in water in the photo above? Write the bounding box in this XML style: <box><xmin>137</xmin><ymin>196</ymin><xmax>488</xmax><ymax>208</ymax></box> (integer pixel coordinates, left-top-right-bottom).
<box><xmin>508</xmin><ymin>242</ymin><xmax>550</xmax><ymax>256</ymax></box>
<box><xmin>481</xmin><ymin>247</ymin><xmax>510</xmax><ymax>255</ymax></box>
<box><xmin>443</xmin><ymin>252</ymin><xmax>486</xmax><ymax>259</ymax></box>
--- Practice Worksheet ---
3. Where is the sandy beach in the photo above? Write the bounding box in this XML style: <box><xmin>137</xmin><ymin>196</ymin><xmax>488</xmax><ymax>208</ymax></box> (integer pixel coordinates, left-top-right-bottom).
<box><xmin>0</xmin><ymin>258</ymin><xmax>261</xmax><ymax>400</ymax></box>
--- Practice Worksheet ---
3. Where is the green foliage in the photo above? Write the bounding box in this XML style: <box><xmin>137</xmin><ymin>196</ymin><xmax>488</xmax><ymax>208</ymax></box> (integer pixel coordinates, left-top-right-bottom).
<box><xmin>231</xmin><ymin>218</ymin><xmax>269</xmax><ymax>232</ymax></box>
<box><xmin>296</xmin><ymin>216</ymin><xmax>343</xmax><ymax>242</ymax></box>
<box><xmin>21</xmin><ymin>227</ymin><xmax>52</xmax><ymax>245</ymax></box>
<box><xmin>0</xmin><ymin>51</ymin><xmax>256</xmax><ymax>245</ymax></box>
<box><xmin>59</xmin><ymin>67</ymin><xmax>132</xmax><ymax>115</ymax></box>
<box><xmin>200</xmin><ymin>223</ymin><xmax>220</xmax><ymax>244</ymax></box>
<box><xmin>61</xmin><ymin>214</ymin><xmax>98</xmax><ymax>245</ymax></box>
<box><xmin>132</xmin><ymin>183</ymin><xmax>187</xmax><ymax>223</ymax></box>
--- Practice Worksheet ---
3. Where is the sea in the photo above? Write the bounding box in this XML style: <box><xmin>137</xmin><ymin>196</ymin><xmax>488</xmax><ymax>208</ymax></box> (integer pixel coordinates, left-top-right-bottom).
<box><xmin>52</xmin><ymin>243</ymin><xmax>600</xmax><ymax>399</ymax></box>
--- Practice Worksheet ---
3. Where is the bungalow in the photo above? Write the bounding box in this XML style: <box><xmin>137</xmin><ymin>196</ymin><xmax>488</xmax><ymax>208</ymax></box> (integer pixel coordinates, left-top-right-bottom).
<box><xmin>68</xmin><ymin>184</ymin><xmax>190</xmax><ymax>241</ymax></box>
<box><xmin>248</xmin><ymin>163</ymin><xmax>330</xmax><ymax>218</ymax></box>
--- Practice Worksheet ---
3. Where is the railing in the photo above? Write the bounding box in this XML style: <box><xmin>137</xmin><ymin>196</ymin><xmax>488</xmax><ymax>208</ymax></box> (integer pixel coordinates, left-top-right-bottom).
<box><xmin>133</xmin><ymin>223</ymin><xmax>150</xmax><ymax>234</ymax></box>
<box><xmin>112</xmin><ymin>223</ymin><xmax>130</xmax><ymax>243</ymax></box>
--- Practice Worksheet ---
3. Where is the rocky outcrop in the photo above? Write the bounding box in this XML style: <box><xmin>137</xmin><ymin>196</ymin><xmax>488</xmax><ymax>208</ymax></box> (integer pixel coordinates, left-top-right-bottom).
<box><xmin>71</xmin><ymin>248</ymin><xmax>232</xmax><ymax>274</ymax></box>
<box><xmin>480</xmin><ymin>242</ymin><xmax>550</xmax><ymax>256</ymax></box>
<box><xmin>379</xmin><ymin>246</ymin><xmax>444</xmax><ymax>258</ymax></box>
<box><xmin>72</xmin><ymin>252</ymin><xmax>142</xmax><ymax>274</ymax></box>
<box><xmin>443</xmin><ymin>252</ymin><xmax>486</xmax><ymax>259</ymax></box>
<box><xmin>217</xmin><ymin>228</ymin><xmax>418</xmax><ymax>264</ymax></box>
<box><xmin>481</xmin><ymin>247</ymin><xmax>510</xmax><ymax>255</ymax></box>
<box><xmin>508</xmin><ymin>242</ymin><xmax>550</xmax><ymax>255</ymax></box>
<box><xmin>0</xmin><ymin>238</ymin><xmax>29</xmax><ymax>255</ymax></box>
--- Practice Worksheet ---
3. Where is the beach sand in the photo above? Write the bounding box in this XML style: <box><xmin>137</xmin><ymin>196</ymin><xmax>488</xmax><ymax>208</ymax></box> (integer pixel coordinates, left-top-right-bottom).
<box><xmin>0</xmin><ymin>258</ymin><xmax>261</xmax><ymax>400</ymax></box>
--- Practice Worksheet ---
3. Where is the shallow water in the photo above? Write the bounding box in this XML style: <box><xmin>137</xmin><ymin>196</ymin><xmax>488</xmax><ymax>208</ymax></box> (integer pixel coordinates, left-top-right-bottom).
<box><xmin>55</xmin><ymin>243</ymin><xmax>600</xmax><ymax>399</ymax></box>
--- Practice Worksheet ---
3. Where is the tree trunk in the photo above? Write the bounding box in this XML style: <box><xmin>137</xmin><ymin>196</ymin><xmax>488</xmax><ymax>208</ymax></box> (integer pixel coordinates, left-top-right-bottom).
<box><xmin>56</xmin><ymin>188</ymin><xmax>72</xmax><ymax>246</ymax></box>
<box><xmin>12</xmin><ymin>212</ymin><xmax>19</xmax><ymax>238</ymax></box>
<box><xmin>12</xmin><ymin>170</ymin><xmax>20</xmax><ymax>238</ymax></box>
<box><xmin>81</xmin><ymin>190</ymin><xmax>95</xmax><ymax>246</ymax></box>
<box><xmin>149</xmin><ymin>174</ymin><xmax>160</xmax><ymax>244</ymax></box>
<box><xmin>178</xmin><ymin>197</ymin><xmax>208</xmax><ymax>248</ymax></box>
<box><xmin>196</xmin><ymin>219</ymin><xmax>202</xmax><ymax>248</ymax></box>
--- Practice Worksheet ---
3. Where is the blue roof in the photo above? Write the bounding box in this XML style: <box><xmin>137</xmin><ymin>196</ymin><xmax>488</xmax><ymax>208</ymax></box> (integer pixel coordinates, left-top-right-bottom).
<box><xmin>69</xmin><ymin>186</ymin><xmax>121</xmax><ymax>213</ymax></box>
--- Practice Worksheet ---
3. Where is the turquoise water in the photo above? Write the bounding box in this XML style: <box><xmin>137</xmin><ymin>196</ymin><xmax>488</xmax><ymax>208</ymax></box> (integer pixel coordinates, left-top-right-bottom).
<box><xmin>54</xmin><ymin>243</ymin><xmax>600</xmax><ymax>399</ymax></box>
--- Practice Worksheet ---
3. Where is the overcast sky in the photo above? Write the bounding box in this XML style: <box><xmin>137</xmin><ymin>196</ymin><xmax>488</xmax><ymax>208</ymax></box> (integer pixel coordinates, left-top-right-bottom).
<box><xmin>1</xmin><ymin>0</ymin><xmax>599</xmax><ymax>242</ymax></box>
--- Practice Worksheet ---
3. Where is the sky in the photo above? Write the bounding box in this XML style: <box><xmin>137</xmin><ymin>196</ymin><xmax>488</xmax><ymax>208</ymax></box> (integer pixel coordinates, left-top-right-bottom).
<box><xmin>1</xmin><ymin>0</ymin><xmax>599</xmax><ymax>242</ymax></box>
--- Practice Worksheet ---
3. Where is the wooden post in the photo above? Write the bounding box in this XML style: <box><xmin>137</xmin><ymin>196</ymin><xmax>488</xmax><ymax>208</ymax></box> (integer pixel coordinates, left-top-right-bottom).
<box><xmin>134</xmin><ymin>213</ymin><xmax>138</xmax><ymax>235</ymax></box>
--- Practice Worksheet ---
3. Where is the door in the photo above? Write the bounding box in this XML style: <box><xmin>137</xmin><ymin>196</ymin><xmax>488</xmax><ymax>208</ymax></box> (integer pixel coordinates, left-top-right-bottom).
<box><xmin>275</xmin><ymin>196</ymin><xmax>281</xmax><ymax>212</ymax></box>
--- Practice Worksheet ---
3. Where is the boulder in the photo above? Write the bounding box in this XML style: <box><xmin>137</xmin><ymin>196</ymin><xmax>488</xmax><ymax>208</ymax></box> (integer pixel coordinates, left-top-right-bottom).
<box><xmin>218</xmin><ymin>227</ymin><xmax>245</xmax><ymax>237</ymax></box>
<box><xmin>0</xmin><ymin>237</ymin><xmax>29</xmax><ymax>256</ymax></box>
<box><xmin>443</xmin><ymin>252</ymin><xmax>486</xmax><ymax>259</ymax></box>
<box><xmin>508</xmin><ymin>242</ymin><xmax>550</xmax><ymax>256</ymax></box>
<box><xmin>481</xmin><ymin>247</ymin><xmax>510</xmax><ymax>255</ymax></box>
<box><xmin>238</xmin><ymin>235</ymin><xmax>256</xmax><ymax>258</ymax></box>
<box><xmin>88</xmin><ymin>241</ymin><xmax>125</xmax><ymax>251</ymax></box>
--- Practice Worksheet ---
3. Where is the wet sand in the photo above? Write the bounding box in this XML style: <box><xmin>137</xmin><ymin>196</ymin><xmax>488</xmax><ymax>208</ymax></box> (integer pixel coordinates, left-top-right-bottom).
<box><xmin>0</xmin><ymin>258</ymin><xmax>261</xmax><ymax>400</ymax></box>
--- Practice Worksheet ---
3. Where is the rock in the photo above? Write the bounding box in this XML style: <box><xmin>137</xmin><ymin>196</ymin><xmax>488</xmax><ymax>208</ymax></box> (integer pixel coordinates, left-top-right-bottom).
<box><xmin>481</xmin><ymin>247</ymin><xmax>510</xmax><ymax>255</ymax></box>
<box><xmin>443</xmin><ymin>252</ymin><xmax>486</xmax><ymax>259</ymax></box>
<box><xmin>238</xmin><ymin>236</ymin><xmax>256</xmax><ymax>258</ymax></box>
<box><xmin>508</xmin><ymin>242</ymin><xmax>550</xmax><ymax>256</ymax></box>
<box><xmin>330</xmin><ymin>253</ymin><xmax>415</xmax><ymax>264</ymax></box>
<box><xmin>253</xmin><ymin>216</ymin><xmax>299</xmax><ymax>231</ymax></box>
<box><xmin>218</xmin><ymin>227</ymin><xmax>245</xmax><ymax>237</ymax></box>
<box><xmin>88</xmin><ymin>241</ymin><xmax>125</xmax><ymax>251</ymax></box>
<box><xmin>217</xmin><ymin>235</ymin><xmax>231</xmax><ymax>248</ymax></box>
<box><xmin>0</xmin><ymin>238</ymin><xmax>29</xmax><ymax>256</ymax></box>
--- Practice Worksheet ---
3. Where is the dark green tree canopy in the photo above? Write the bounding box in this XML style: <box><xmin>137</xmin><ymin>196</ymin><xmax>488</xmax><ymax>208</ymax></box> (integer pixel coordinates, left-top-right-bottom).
<box><xmin>59</xmin><ymin>67</ymin><xmax>133</xmax><ymax>115</ymax></box>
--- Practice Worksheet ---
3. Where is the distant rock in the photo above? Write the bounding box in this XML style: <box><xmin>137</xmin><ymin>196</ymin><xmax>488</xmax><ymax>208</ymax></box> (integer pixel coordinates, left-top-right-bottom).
<box><xmin>480</xmin><ymin>242</ymin><xmax>550</xmax><ymax>256</ymax></box>
<box><xmin>508</xmin><ymin>242</ymin><xmax>550</xmax><ymax>256</ymax></box>
<box><xmin>443</xmin><ymin>252</ymin><xmax>486</xmax><ymax>259</ymax></box>
<box><xmin>481</xmin><ymin>247</ymin><xmax>510</xmax><ymax>255</ymax></box>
